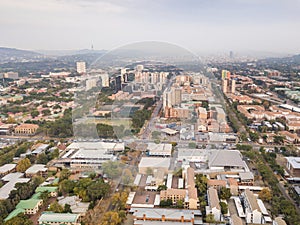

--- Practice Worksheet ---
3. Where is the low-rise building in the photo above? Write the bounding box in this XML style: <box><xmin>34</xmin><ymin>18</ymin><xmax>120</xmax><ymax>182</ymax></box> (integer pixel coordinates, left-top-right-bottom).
<box><xmin>286</xmin><ymin>157</ymin><xmax>300</xmax><ymax>177</ymax></box>
<box><xmin>131</xmin><ymin>207</ymin><xmax>202</xmax><ymax>225</ymax></box>
<box><xmin>0</xmin><ymin>164</ymin><xmax>16</xmax><ymax>176</ymax></box>
<box><xmin>206</xmin><ymin>187</ymin><xmax>221</xmax><ymax>221</ymax></box>
<box><xmin>35</xmin><ymin>186</ymin><xmax>58</xmax><ymax>197</ymax></box>
<box><xmin>15</xmin><ymin>198</ymin><xmax>43</xmax><ymax>215</ymax></box>
<box><xmin>25</xmin><ymin>164</ymin><xmax>48</xmax><ymax>177</ymax></box>
<box><xmin>38</xmin><ymin>212</ymin><xmax>81</xmax><ymax>225</ymax></box>
<box><xmin>242</xmin><ymin>189</ymin><xmax>264</xmax><ymax>224</ymax></box>
<box><xmin>14</xmin><ymin>124</ymin><xmax>39</xmax><ymax>135</ymax></box>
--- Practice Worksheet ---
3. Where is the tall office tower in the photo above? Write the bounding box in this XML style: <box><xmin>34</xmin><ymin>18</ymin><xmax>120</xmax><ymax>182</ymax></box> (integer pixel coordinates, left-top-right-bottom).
<box><xmin>231</xmin><ymin>79</ymin><xmax>236</xmax><ymax>94</ymax></box>
<box><xmin>222</xmin><ymin>79</ymin><xmax>228</xmax><ymax>93</ymax></box>
<box><xmin>99</xmin><ymin>73</ymin><xmax>109</xmax><ymax>87</ymax></box>
<box><xmin>76</xmin><ymin>61</ymin><xmax>86</xmax><ymax>74</ymax></box>
<box><xmin>229</xmin><ymin>51</ymin><xmax>234</xmax><ymax>59</ymax></box>
<box><xmin>115</xmin><ymin>76</ymin><xmax>122</xmax><ymax>92</ymax></box>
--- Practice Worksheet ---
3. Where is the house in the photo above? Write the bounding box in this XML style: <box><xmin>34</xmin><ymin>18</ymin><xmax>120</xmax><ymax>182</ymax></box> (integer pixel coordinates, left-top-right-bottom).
<box><xmin>206</xmin><ymin>187</ymin><xmax>221</xmax><ymax>221</ymax></box>
<box><xmin>242</xmin><ymin>189</ymin><xmax>264</xmax><ymax>224</ymax></box>
<box><xmin>35</xmin><ymin>186</ymin><xmax>58</xmax><ymax>197</ymax></box>
<box><xmin>16</xmin><ymin>199</ymin><xmax>43</xmax><ymax>214</ymax></box>
<box><xmin>25</xmin><ymin>164</ymin><xmax>48</xmax><ymax>177</ymax></box>
<box><xmin>0</xmin><ymin>164</ymin><xmax>16</xmax><ymax>177</ymax></box>
<box><xmin>285</xmin><ymin>157</ymin><xmax>300</xmax><ymax>177</ymax></box>
<box><xmin>38</xmin><ymin>212</ymin><xmax>81</xmax><ymax>225</ymax></box>
<box><xmin>14</xmin><ymin>123</ymin><xmax>39</xmax><ymax>135</ymax></box>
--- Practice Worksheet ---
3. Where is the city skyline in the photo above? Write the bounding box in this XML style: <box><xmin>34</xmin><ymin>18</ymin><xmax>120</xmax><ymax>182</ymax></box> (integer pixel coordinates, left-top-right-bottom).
<box><xmin>1</xmin><ymin>0</ymin><xmax>300</xmax><ymax>54</ymax></box>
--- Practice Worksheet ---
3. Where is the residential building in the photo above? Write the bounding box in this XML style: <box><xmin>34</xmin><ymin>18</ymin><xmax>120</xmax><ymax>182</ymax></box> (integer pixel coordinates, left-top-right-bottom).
<box><xmin>242</xmin><ymin>189</ymin><xmax>264</xmax><ymax>224</ymax></box>
<box><xmin>15</xmin><ymin>198</ymin><xmax>43</xmax><ymax>214</ymax></box>
<box><xmin>206</xmin><ymin>187</ymin><xmax>221</xmax><ymax>221</ymax></box>
<box><xmin>286</xmin><ymin>157</ymin><xmax>300</xmax><ymax>177</ymax></box>
<box><xmin>25</xmin><ymin>164</ymin><xmax>48</xmax><ymax>177</ymax></box>
<box><xmin>14</xmin><ymin>124</ymin><xmax>39</xmax><ymax>135</ymax></box>
<box><xmin>38</xmin><ymin>212</ymin><xmax>81</xmax><ymax>225</ymax></box>
<box><xmin>76</xmin><ymin>61</ymin><xmax>86</xmax><ymax>74</ymax></box>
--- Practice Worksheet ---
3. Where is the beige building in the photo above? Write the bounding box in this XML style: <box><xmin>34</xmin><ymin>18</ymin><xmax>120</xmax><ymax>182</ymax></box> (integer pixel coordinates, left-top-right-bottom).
<box><xmin>14</xmin><ymin>124</ymin><xmax>39</xmax><ymax>135</ymax></box>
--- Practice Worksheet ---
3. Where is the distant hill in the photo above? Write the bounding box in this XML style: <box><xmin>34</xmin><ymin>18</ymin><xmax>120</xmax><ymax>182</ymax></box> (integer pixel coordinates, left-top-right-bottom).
<box><xmin>0</xmin><ymin>47</ymin><xmax>42</xmax><ymax>63</ymax></box>
<box><xmin>35</xmin><ymin>49</ymin><xmax>106</xmax><ymax>56</ymax></box>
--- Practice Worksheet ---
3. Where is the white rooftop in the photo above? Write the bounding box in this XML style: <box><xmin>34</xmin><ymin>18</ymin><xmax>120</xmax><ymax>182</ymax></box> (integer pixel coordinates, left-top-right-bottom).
<box><xmin>0</xmin><ymin>164</ymin><xmax>16</xmax><ymax>174</ymax></box>
<box><xmin>25</xmin><ymin>164</ymin><xmax>47</xmax><ymax>174</ymax></box>
<box><xmin>147</xmin><ymin>143</ymin><xmax>172</xmax><ymax>156</ymax></box>
<box><xmin>139</xmin><ymin>157</ymin><xmax>170</xmax><ymax>169</ymax></box>
<box><xmin>286</xmin><ymin>157</ymin><xmax>300</xmax><ymax>169</ymax></box>
<box><xmin>67</xmin><ymin>141</ymin><xmax>124</xmax><ymax>151</ymax></box>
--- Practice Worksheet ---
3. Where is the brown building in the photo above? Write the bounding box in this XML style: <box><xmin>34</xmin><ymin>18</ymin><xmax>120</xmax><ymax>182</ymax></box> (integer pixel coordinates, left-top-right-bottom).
<box><xmin>15</xmin><ymin>124</ymin><xmax>39</xmax><ymax>135</ymax></box>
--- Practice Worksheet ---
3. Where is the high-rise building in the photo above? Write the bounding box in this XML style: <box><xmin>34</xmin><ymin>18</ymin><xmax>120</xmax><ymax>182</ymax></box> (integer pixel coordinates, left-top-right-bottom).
<box><xmin>99</xmin><ymin>73</ymin><xmax>109</xmax><ymax>87</ymax></box>
<box><xmin>76</xmin><ymin>61</ymin><xmax>86</xmax><ymax>74</ymax></box>
<box><xmin>222</xmin><ymin>79</ymin><xmax>228</xmax><ymax>93</ymax></box>
<box><xmin>115</xmin><ymin>76</ymin><xmax>122</xmax><ymax>92</ymax></box>
<box><xmin>231</xmin><ymin>79</ymin><xmax>236</xmax><ymax>94</ymax></box>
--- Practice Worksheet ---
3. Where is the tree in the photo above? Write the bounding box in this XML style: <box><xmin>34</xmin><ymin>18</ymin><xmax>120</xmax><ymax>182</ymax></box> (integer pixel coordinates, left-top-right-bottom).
<box><xmin>36</xmin><ymin>153</ymin><xmax>48</xmax><ymax>164</ymax></box>
<box><xmin>5</xmin><ymin>214</ymin><xmax>33</xmax><ymax>225</ymax></box>
<box><xmin>205</xmin><ymin>213</ymin><xmax>216</xmax><ymax>223</ymax></box>
<box><xmin>16</xmin><ymin>158</ymin><xmax>31</xmax><ymax>172</ymax></box>
<box><xmin>159</xmin><ymin>199</ymin><xmax>173</xmax><ymax>207</ymax></box>
<box><xmin>30</xmin><ymin>110</ymin><xmax>39</xmax><ymax>118</ymax></box>
<box><xmin>63</xmin><ymin>204</ymin><xmax>72</xmax><ymax>213</ymax></box>
<box><xmin>219</xmin><ymin>187</ymin><xmax>231</xmax><ymax>200</ymax></box>
<box><xmin>6</xmin><ymin>116</ymin><xmax>16</xmax><ymax>124</ymax></box>
<box><xmin>121</xmin><ymin>168</ymin><xmax>134</xmax><ymax>186</ymax></box>
<box><xmin>157</xmin><ymin>185</ymin><xmax>167</xmax><ymax>191</ymax></box>
<box><xmin>102</xmin><ymin>161</ymin><xmax>124</xmax><ymax>179</ymax></box>
<box><xmin>59</xmin><ymin>179</ymin><xmax>75</xmax><ymax>194</ymax></box>
<box><xmin>42</xmin><ymin>109</ymin><xmax>51</xmax><ymax>116</ymax></box>
<box><xmin>274</xmin><ymin>135</ymin><xmax>285</xmax><ymax>144</ymax></box>
<box><xmin>48</xmin><ymin>201</ymin><xmax>63</xmax><ymax>213</ymax></box>
<box><xmin>259</xmin><ymin>188</ymin><xmax>272</xmax><ymax>202</ymax></box>
<box><xmin>101</xmin><ymin>211</ymin><xmax>121</xmax><ymax>225</ymax></box>
<box><xmin>87</xmin><ymin>179</ymin><xmax>110</xmax><ymax>201</ymax></box>
<box><xmin>59</xmin><ymin>169</ymin><xmax>71</xmax><ymax>180</ymax></box>
<box><xmin>220</xmin><ymin>201</ymin><xmax>228</xmax><ymax>215</ymax></box>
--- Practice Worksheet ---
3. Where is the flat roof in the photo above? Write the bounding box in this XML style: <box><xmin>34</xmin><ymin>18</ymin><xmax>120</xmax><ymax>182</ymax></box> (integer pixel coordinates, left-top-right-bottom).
<box><xmin>38</xmin><ymin>213</ymin><xmax>80</xmax><ymax>223</ymax></box>
<box><xmin>239</xmin><ymin>172</ymin><xmax>254</xmax><ymax>181</ymax></box>
<box><xmin>286</xmin><ymin>157</ymin><xmax>300</xmax><ymax>169</ymax></box>
<box><xmin>67</xmin><ymin>141</ymin><xmax>124</xmax><ymax>151</ymax></box>
<box><xmin>131</xmin><ymin>207</ymin><xmax>201</xmax><ymax>220</ymax></box>
<box><xmin>25</xmin><ymin>164</ymin><xmax>47</xmax><ymax>174</ymax></box>
<box><xmin>208</xmin><ymin>150</ymin><xmax>245</xmax><ymax>168</ymax></box>
<box><xmin>147</xmin><ymin>143</ymin><xmax>172</xmax><ymax>156</ymax></box>
<box><xmin>0</xmin><ymin>164</ymin><xmax>16</xmax><ymax>173</ymax></box>
<box><xmin>139</xmin><ymin>157</ymin><xmax>170</xmax><ymax>168</ymax></box>
<box><xmin>71</xmin><ymin>149</ymin><xmax>113</xmax><ymax>159</ymax></box>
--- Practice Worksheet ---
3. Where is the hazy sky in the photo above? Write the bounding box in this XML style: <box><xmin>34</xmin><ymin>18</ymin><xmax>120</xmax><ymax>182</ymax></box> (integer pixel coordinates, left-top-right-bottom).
<box><xmin>1</xmin><ymin>0</ymin><xmax>300</xmax><ymax>54</ymax></box>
